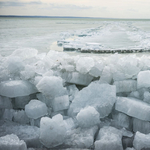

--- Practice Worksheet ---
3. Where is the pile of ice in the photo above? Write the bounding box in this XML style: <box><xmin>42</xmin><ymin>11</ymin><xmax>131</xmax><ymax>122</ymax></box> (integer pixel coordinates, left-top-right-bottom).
<box><xmin>1</xmin><ymin>48</ymin><xmax>150</xmax><ymax>149</ymax></box>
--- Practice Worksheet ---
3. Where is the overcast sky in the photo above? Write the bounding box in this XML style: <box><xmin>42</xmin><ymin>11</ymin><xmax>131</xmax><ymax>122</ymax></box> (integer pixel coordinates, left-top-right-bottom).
<box><xmin>0</xmin><ymin>0</ymin><xmax>150</xmax><ymax>19</ymax></box>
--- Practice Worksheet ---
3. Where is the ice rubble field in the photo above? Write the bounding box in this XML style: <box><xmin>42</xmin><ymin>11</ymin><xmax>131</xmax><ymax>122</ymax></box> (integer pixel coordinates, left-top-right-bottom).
<box><xmin>1</xmin><ymin>48</ymin><xmax>150</xmax><ymax>150</ymax></box>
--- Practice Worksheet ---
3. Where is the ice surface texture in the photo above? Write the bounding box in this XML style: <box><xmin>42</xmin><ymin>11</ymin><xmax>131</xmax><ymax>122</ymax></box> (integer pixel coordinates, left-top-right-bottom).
<box><xmin>1</xmin><ymin>49</ymin><xmax>150</xmax><ymax>149</ymax></box>
<box><xmin>0</xmin><ymin>80</ymin><xmax>37</xmax><ymax>98</ymax></box>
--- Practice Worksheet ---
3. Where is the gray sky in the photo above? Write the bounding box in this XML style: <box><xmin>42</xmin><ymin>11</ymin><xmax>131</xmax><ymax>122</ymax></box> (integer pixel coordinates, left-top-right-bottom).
<box><xmin>0</xmin><ymin>0</ymin><xmax>150</xmax><ymax>18</ymax></box>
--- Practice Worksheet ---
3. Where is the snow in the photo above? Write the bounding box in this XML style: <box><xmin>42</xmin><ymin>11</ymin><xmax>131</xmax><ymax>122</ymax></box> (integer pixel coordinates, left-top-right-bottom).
<box><xmin>0</xmin><ymin>134</ymin><xmax>27</xmax><ymax>150</ymax></box>
<box><xmin>0</xmin><ymin>80</ymin><xmax>37</xmax><ymax>98</ymax></box>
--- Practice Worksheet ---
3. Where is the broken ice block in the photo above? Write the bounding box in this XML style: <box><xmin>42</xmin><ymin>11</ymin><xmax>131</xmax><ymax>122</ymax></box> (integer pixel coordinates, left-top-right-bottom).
<box><xmin>94</xmin><ymin>126</ymin><xmax>123</xmax><ymax>150</ymax></box>
<box><xmin>14</xmin><ymin>95</ymin><xmax>30</xmax><ymax>109</ymax></box>
<box><xmin>0</xmin><ymin>80</ymin><xmax>37</xmax><ymax>98</ymax></box>
<box><xmin>13</xmin><ymin>110</ymin><xmax>30</xmax><ymax>124</ymax></box>
<box><xmin>133</xmin><ymin>118</ymin><xmax>150</xmax><ymax>134</ymax></box>
<box><xmin>52</xmin><ymin>95</ymin><xmax>69</xmax><ymax>112</ymax></box>
<box><xmin>115</xmin><ymin>97</ymin><xmax>150</xmax><ymax>121</ymax></box>
<box><xmin>62</xmin><ymin>72</ymin><xmax>93</xmax><ymax>86</ymax></box>
<box><xmin>76</xmin><ymin>106</ymin><xmax>100</xmax><ymax>128</ymax></box>
<box><xmin>113</xmin><ymin>80</ymin><xmax>137</xmax><ymax>93</ymax></box>
<box><xmin>0</xmin><ymin>96</ymin><xmax>12</xmax><ymax>109</ymax></box>
<box><xmin>137</xmin><ymin>70</ymin><xmax>150</xmax><ymax>89</ymax></box>
<box><xmin>40</xmin><ymin>114</ymin><xmax>66</xmax><ymax>148</ymax></box>
<box><xmin>133</xmin><ymin>131</ymin><xmax>150</xmax><ymax>150</ymax></box>
<box><xmin>2</xmin><ymin>109</ymin><xmax>14</xmax><ymax>121</ymax></box>
<box><xmin>0</xmin><ymin>120</ymin><xmax>40</xmax><ymax>148</ymax></box>
<box><xmin>68</xmin><ymin>82</ymin><xmax>116</xmax><ymax>118</ymax></box>
<box><xmin>36</xmin><ymin>76</ymin><xmax>67</xmax><ymax>99</ymax></box>
<box><xmin>143</xmin><ymin>91</ymin><xmax>150</xmax><ymax>104</ymax></box>
<box><xmin>25</xmin><ymin>100</ymin><xmax>47</xmax><ymax>119</ymax></box>
<box><xmin>99</xmin><ymin>66</ymin><xmax>112</xmax><ymax>84</ymax></box>
<box><xmin>0</xmin><ymin>134</ymin><xmax>27</xmax><ymax>150</ymax></box>
<box><xmin>76</xmin><ymin>57</ymin><xmax>95</xmax><ymax>74</ymax></box>
<box><xmin>65</xmin><ymin>126</ymin><xmax>98</xmax><ymax>148</ymax></box>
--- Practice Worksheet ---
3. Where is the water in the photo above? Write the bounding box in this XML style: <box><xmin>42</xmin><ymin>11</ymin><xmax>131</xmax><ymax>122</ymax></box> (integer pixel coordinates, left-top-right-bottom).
<box><xmin>0</xmin><ymin>17</ymin><xmax>150</xmax><ymax>56</ymax></box>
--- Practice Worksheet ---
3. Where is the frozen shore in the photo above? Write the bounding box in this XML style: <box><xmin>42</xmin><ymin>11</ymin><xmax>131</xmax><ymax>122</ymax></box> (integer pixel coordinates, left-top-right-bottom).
<box><xmin>1</xmin><ymin>48</ymin><xmax>150</xmax><ymax>150</ymax></box>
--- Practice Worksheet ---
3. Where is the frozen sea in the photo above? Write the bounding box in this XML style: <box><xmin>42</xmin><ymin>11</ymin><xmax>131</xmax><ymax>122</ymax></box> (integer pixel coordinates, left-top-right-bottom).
<box><xmin>0</xmin><ymin>17</ymin><xmax>150</xmax><ymax>56</ymax></box>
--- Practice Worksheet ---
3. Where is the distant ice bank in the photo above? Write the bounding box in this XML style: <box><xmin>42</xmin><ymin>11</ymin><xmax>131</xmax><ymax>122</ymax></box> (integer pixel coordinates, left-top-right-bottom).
<box><xmin>1</xmin><ymin>48</ymin><xmax>150</xmax><ymax>150</ymax></box>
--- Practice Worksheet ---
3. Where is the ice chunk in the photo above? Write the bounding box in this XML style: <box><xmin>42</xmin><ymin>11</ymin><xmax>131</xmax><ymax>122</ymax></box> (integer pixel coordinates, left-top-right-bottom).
<box><xmin>62</xmin><ymin>72</ymin><xmax>93</xmax><ymax>86</ymax></box>
<box><xmin>14</xmin><ymin>95</ymin><xmax>30</xmax><ymax>109</ymax></box>
<box><xmin>143</xmin><ymin>91</ymin><xmax>150</xmax><ymax>104</ymax></box>
<box><xmin>2</xmin><ymin>109</ymin><xmax>15</xmax><ymax>121</ymax></box>
<box><xmin>133</xmin><ymin>118</ymin><xmax>150</xmax><ymax>134</ymax></box>
<box><xmin>94</xmin><ymin>126</ymin><xmax>123</xmax><ymax>150</ymax></box>
<box><xmin>63</xmin><ymin>118</ymin><xmax>76</xmax><ymax>131</ymax></box>
<box><xmin>25</xmin><ymin>100</ymin><xmax>47</xmax><ymax>119</ymax></box>
<box><xmin>0</xmin><ymin>96</ymin><xmax>12</xmax><ymax>109</ymax></box>
<box><xmin>99</xmin><ymin>66</ymin><xmax>113</xmax><ymax>84</ymax></box>
<box><xmin>21</xmin><ymin>65</ymin><xmax>36</xmax><ymax>80</ymax></box>
<box><xmin>76</xmin><ymin>106</ymin><xmax>100</xmax><ymax>128</ymax></box>
<box><xmin>128</xmin><ymin>91</ymin><xmax>140</xmax><ymax>99</ymax></box>
<box><xmin>76</xmin><ymin>57</ymin><xmax>95</xmax><ymax>74</ymax></box>
<box><xmin>137</xmin><ymin>70</ymin><xmax>150</xmax><ymax>89</ymax></box>
<box><xmin>113</xmin><ymin>80</ymin><xmax>137</xmax><ymax>93</ymax></box>
<box><xmin>13</xmin><ymin>110</ymin><xmax>30</xmax><ymax>124</ymax></box>
<box><xmin>133</xmin><ymin>131</ymin><xmax>150</xmax><ymax>150</ymax></box>
<box><xmin>89</xmin><ymin>61</ymin><xmax>104</xmax><ymax>77</ymax></box>
<box><xmin>52</xmin><ymin>95</ymin><xmax>69</xmax><ymax>112</ymax></box>
<box><xmin>66</xmin><ymin>84</ymin><xmax>79</xmax><ymax>101</ymax></box>
<box><xmin>0</xmin><ymin>80</ymin><xmax>37</xmax><ymax>98</ymax></box>
<box><xmin>4</xmin><ymin>56</ymin><xmax>24</xmax><ymax>75</ymax></box>
<box><xmin>36</xmin><ymin>76</ymin><xmax>67</xmax><ymax>99</ymax></box>
<box><xmin>0</xmin><ymin>120</ymin><xmax>40</xmax><ymax>148</ymax></box>
<box><xmin>125</xmin><ymin>148</ymin><xmax>135</xmax><ymax>150</ymax></box>
<box><xmin>68</xmin><ymin>82</ymin><xmax>116</xmax><ymax>118</ymax></box>
<box><xmin>112</xmin><ymin>111</ymin><xmax>132</xmax><ymax>129</ymax></box>
<box><xmin>40</xmin><ymin>114</ymin><xmax>66</xmax><ymax>148</ymax></box>
<box><xmin>65</xmin><ymin>126</ymin><xmax>98</xmax><ymax>148</ymax></box>
<box><xmin>0</xmin><ymin>134</ymin><xmax>27</xmax><ymax>150</ymax></box>
<box><xmin>11</xmin><ymin>48</ymin><xmax>38</xmax><ymax>60</ymax></box>
<box><xmin>115</xmin><ymin>97</ymin><xmax>150</xmax><ymax>121</ymax></box>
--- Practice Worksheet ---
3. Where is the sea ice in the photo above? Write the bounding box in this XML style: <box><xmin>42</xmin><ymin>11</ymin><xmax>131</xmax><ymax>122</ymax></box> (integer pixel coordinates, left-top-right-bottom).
<box><xmin>94</xmin><ymin>126</ymin><xmax>123</xmax><ymax>150</ymax></box>
<box><xmin>68</xmin><ymin>82</ymin><xmax>116</xmax><ymax>118</ymax></box>
<box><xmin>137</xmin><ymin>70</ymin><xmax>150</xmax><ymax>89</ymax></box>
<box><xmin>89</xmin><ymin>61</ymin><xmax>104</xmax><ymax>77</ymax></box>
<box><xmin>76</xmin><ymin>106</ymin><xmax>100</xmax><ymax>128</ymax></box>
<box><xmin>65</xmin><ymin>126</ymin><xmax>98</xmax><ymax>148</ymax></box>
<box><xmin>13</xmin><ymin>110</ymin><xmax>30</xmax><ymax>124</ymax></box>
<box><xmin>99</xmin><ymin>66</ymin><xmax>113</xmax><ymax>84</ymax></box>
<box><xmin>143</xmin><ymin>91</ymin><xmax>150</xmax><ymax>104</ymax></box>
<box><xmin>113</xmin><ymin>80</ymin><xmax>137</xmax><ymax>93</ymax></box>
<box><xmin>0</xmin><ymin>120</ymin><xmax>40</xmax><ymax>148</ymax></box>
<box><xmin>133</xmin><ymin>131</ymin><xmax>150</xmax><ymax>150</ymax></box>
<box><xmin>76</xmin><ymin>57</ymin><xmax>95</xmax><ymax>74</ymax></box>
<box><xmin>0</xmin><ymin>134</ymin><xmax>27</xmax><ymax>150</ymax></box>
<box><xmin>25</xmin><ymin>100</ymin><xmax>47</xmax><ymax>119</ymax></box>
<box><xmin>112</xmin><ymin>111</ymin><xmax>131</xmax><ymax>129</ymax></box>
<box><xmin>0</xmin><ymin>80</ymin><xmax>37</xmax><ymax>98</ymax></box>
<box><xmin>14</xmin><ymin>95</ymin><xmax>30</xmax><ymax>109</ymax></box>
<box><xmin>0</xmin><ymin>96</ymin><xmax>12</xmax><ymax>109</ymax></box>
<box><xmin>36</xmin><ymin>76</ymin><xmax>67</xmax><ymax>99</ymax></box>
<box><xmin>2</xmin><ymin>109</ymin><xmax>14</xmax><ymax>121</ymax></box>
<box><xmin>62</xmin><ymin>72</ymin><xmax>93</xmax><ymax>86</ymax></box>
<box><xmin>40</xmin><ymin>114</ymin><xmax>66</xmax><ymax>148</ymax></box>
<box><xmin>115</xmin><ymin>97</ymin><xmax>150</xmax><ymax>121</ymax></box>
<box><xmin>133</xmin><ymin>118</ymin><xmax>150</xmax><ymax>134</ymax></box>
<box><xmin>66</xmin><ymin>84</ymin><xmax>79</xmax><ymax>101</ymax></box>
<box><xmin>52</xmin><ymin>95</ymin><xmax>69</xmax><ymax>112</ymax></box>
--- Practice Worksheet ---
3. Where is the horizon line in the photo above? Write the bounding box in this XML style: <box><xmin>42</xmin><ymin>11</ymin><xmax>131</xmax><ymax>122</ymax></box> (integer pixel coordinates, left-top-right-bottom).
<box><xmin>0</xmin><ymin>15</ymin><xmax>150</xmax><ymax>20</ymax></box>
